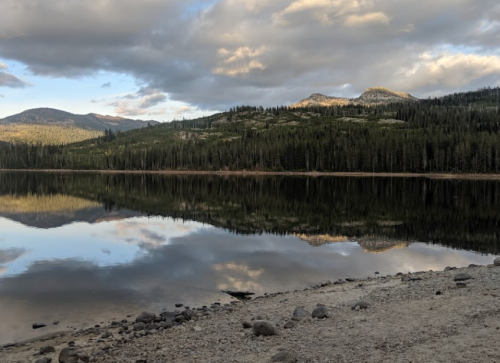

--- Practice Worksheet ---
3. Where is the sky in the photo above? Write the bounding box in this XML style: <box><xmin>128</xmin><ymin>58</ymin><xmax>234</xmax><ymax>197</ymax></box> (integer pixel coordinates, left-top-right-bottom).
<box><xmin>0</xmin><ymin>0</ymin><xmax>500</xmax><ymax>121</ymax></box>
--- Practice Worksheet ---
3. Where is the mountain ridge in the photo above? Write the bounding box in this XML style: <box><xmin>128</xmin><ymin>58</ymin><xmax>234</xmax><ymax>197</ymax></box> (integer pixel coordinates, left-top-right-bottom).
<box><xmin>291</xmin><ymin>87</ymin><xmax>418</xmax><ymax>108</ymax></box>
<box><xmin>0</xmin><ymin>107</ymin><xmax>159</xmax><ymax>132</ymax></box>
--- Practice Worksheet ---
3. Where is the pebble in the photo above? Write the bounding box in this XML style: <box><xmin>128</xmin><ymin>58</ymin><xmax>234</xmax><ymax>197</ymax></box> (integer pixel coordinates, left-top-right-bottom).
<box><xmin>32</xmin><ymin>323</ymin><xmax>46</xmax><ymax>329</ymax></box>
<box><xmin>351</xmin><ymin>301</ymin><xmax>369</xmax><ymax>310</ymax></box>
<box><xmin>284</xmin><ymin>321</ymin><xmax>295</xmax><ymax>329</ymax></box>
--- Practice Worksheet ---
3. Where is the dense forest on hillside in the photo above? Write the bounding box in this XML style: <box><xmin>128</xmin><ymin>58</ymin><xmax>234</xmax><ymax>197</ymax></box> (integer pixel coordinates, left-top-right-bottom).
<box><xmin>0</xmin><ymin>172</ymin><xmax>499</xmax><ymax>254</ymax></box>
<box><xmin>1</xmin><ymin>87</ymin><xmax>500</xmax><ymax>173</ymax></box>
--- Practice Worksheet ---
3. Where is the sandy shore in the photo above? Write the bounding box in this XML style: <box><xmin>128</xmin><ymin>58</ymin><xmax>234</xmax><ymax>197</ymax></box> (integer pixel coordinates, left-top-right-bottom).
<box><xmin>2</xmin><ymin>262</ymin><xmax>500</xmax><ymax>363</ymax></box>
<box><xmin>3</xmin><ymin>169</ymin><xmax>500</xmax><ymax>180</ymax></box>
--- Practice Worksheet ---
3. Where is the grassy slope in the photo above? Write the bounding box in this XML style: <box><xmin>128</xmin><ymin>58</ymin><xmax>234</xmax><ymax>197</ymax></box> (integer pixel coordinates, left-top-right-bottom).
<box><xmin>0</xmin><ymin>124</ymin><xmax>103</xmax><ymax>145</ymax></box>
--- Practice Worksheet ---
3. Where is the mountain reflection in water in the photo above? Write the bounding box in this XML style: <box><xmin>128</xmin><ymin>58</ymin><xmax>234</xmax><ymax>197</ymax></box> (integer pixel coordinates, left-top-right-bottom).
<box><xmin>0</xmin><ymin>172</ymin><xmax>498</xmax><ymax>345</ymax></box>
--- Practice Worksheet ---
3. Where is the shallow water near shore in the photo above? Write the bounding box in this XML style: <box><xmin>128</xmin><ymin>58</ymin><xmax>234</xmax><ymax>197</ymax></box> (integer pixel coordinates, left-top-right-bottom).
<box><xmin>0</xmin><ymin>172</ymin><xmax>499</xmax><ymax>345</ymax></box>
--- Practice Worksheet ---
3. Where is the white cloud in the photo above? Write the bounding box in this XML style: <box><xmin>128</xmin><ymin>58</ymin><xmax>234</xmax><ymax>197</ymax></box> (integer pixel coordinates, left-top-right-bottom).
<box><xmin>345</xmin><ymin>12</ymin><xmax>390</xmax><ymax>26</ymax></box>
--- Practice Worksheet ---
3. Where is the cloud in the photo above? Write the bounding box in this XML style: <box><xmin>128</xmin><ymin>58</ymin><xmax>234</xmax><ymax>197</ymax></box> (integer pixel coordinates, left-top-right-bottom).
<box><xmin>345</xmin><ymin>12</ymin><xmax>390</xmax><ymax>26</ymax></box>
<box><xmin>109</xmin><ymin>89</ymin><xmax>167</xmax><ymax>116</ymax></box>
<box><xmin>0</xmin><ymin>0</ymin><xmax>499</xmax><ymax>108</ymax></box>
<box><xmin>0</xmin><ymin>71</ymin><xmax>29</xmax><ymax>88</ymax></box>
<box><xmin>101</xmin><ymin>82</ymin><xmax>111</xmax><ymax>88</ymax></box>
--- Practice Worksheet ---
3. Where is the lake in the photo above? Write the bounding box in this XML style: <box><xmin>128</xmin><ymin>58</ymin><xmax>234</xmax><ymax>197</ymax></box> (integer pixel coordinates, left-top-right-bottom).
<box><xmin>0</xmin><ymin>172</ymin><xmax>498</xmax><ymax>345</ymax></box>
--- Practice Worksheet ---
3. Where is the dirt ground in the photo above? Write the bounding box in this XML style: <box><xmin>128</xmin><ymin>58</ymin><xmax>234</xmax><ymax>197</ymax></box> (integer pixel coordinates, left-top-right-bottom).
<box><xmin>2</xmin><ymin>263</ymin><xmax>500</xmax><ymax>363</ymax></box>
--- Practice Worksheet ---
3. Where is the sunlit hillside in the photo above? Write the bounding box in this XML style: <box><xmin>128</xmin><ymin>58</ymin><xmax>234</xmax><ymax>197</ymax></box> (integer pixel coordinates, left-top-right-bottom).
<box><xmin>0</xmin><ymin>124</ymin><xmax>103</xmax><ymax>145</ymax></box>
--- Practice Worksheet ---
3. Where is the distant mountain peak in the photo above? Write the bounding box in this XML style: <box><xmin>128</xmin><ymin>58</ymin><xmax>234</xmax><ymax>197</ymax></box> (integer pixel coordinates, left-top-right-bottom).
<box><xmin>291</xmin><ymin>87</ymin><xmax>418</xmax><ymax>108</ymax></box>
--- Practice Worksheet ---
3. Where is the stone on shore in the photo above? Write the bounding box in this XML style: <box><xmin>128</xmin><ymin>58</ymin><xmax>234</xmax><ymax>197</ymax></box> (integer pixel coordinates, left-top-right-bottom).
<box><xmin>351</xmin><ymin>301</ymin><xmax>369</xmax><ymax>310</ymax></box>
<box><xmin>253</xmin><ymin>320</ymin><xmax>278</xmax><ymax>336</ymax></box>
<box><xmin>311</xmin><ymin>306</ymin><xmax>329</xmax><ymax>319</ymax></box>
<box><xmin>292</xmin><ymin>306</ymin><xmax>310</xmax><ymax>319</ymax></box>
<box><xmin>135</xmin><ymin>311</ymin><xmax>156</xmax><ymax>323</ymax></box>
<box><xmin>271</xmin><ymin>351</ymin><xmax>298</xmax><ymax>362</ymax></box>
<box><xmin>35</xmin><ymin>358</ymin><xmax>52</xmax><ymax>363</ymax></box>
<box><xmin>39</xmin><ymin>346</ymin><xmax>56</xmax><ymax>354</ymax></box>
<box><xmin>58</xmin><ymin>347</ymin><xmax>88</xmax><ymax>363</ymax></box>
<box><xmin>454</xmin><ymin>273</ymin><xmax>472</xmax><ymax>281</ymax></box>
<box><xmin>494</xmin><ymin>257</ymin><xmax>500</xmax><ymax>266</ymax></box>
<box><xmin>32</xmin><ymin>323</ymin><xmax>46</xmax><ymax>329</ymax></box>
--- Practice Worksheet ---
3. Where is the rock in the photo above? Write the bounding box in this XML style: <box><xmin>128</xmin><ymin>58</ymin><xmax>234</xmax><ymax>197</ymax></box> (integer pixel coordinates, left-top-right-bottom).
<box><xmin>320</xmin><ymin>280</ymin><xmax>331</xmax><ymax>287</ymax></box>
<box><xmin>58</xmin><ymin>348</ymin><xmax>88</xmax><ymax>363</ymax></box>
<box><xmin>100</xmin><ymin>332</ymin><xmax>112</xmax><ymax>339</ymax></box>
<box><xmin>175</xmin><ymin>315</ymin><xmax>185</xmax><ymax>323</ymax></box>
<box><xmin>40</xmin><ymin>346</ymin><xmax>56</xmax><ymax>354</ymax></box>
<box><xmin>135</xmin><ymin>311</ymin><xmax>156</xmax><ymax>323</ymax></box>
<box><xmin>457</xmin><ymin>282</ymin><xmax>467</xmax><ymax>288</ymax></box>
<box><xmin>271</xmin><ymin>351</ymin><xmax>298</xmax><ymax>363</ymax></box>
<box><xmin>375</xmin><ymin>271</ymin><xmax>380</xmax><ymax>275</ymax></box>
<box><xmin>454</xmin><ymin>273</ymin><xmax>472</xmax><ymax>281</ymax></box>
<box><xmin>175</xmin><ymin>303</ymin><xmax>183</xmax><ymax>308</ymax></box>
<box><xmin>32</xmin><ymin>323</ymin><xmax>46</xmax><ymax>329</ymax></box>
<box><xmin>494</xmin><ymin>257</ymin><xmax>500</xmax><ymax>266</ymax></box>
<box><xmin>253</xmin><ymin>320</ymin><xmax>278</xmax><ymax>336</ymax></box>
<box><xmin>311</xmin><ymin>306</ymin><xmax>329</xmax><ymax>319</ymax></box>
<box><xmin>292</xmin><ymin>307</ymin><xmax>310</xmax><ymax>319</ymax></box>
<box><xmin>133</xmin><ymin>322</ymin><xmax>147</xmax><ymax>331</ymax></box>
<box><xmin>436</xmin><ymin>291</ymin><xmax>442</xmax><ymax>295</ymax></box>
<box><xmin>242</xmin><ymin>321</ymin><xmax>252</xmax><ymax>329</ymax></box>
<box><xmin>181</xmin><ymin>309</ymin><xmax>195</xmax><ymax>321</ymax></box>
<box><xmin>35</xmin><ymin>358</ymin><xmax>52</xmax><ymax>363</ymax></box>
<box><xmin>284</xmin><ymin>321</ymin><xmax>295</xmax><ymax>329</ymax></box>
<box><xmin>444</xmin><ymin>266</ymin><xmax>457</xmax><ymax>271</ymax></box>
<box><xmin>468</xmin><ymin>264</ymin><xmax>480</xmax><ymax>268</ymax></box>
<box><xmin>221</xmin><ymin>290</ymin><xmax>255</xmax><ymax>300</ymax></box>
<box><xmin>351</xmin><ymin>301</ymin><xmax>369</xmax><ymax>310</ymax></box>
<box><xmin>345</xmin><ymin>278</ymin><xmax>357</xmax><ymax>282</ymax></box>
<box><xmin>193</xmin><ymin>326</ymin><xmax>202</xmax><ymax>332</ymax></box>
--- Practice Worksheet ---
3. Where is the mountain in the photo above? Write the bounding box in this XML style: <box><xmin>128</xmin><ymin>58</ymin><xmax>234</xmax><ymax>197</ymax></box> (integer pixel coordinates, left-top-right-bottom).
<box><xmin>0</xmin><ymin>108</ymin><xmax>158</xmax><ymax>131</ymax></box>
<box><xmin>291</xmin><ymin>87</ymin><xmax>418</xmax><ymax>107</ymax></box>
<box><xmin>0</xmin><ymin>108</ymin><xmax>159</xmax><ymax>145</ymax></box>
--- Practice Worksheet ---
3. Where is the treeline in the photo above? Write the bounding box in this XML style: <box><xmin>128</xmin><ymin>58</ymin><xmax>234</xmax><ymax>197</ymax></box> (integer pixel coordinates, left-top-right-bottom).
<box><xmin>1</xmin><ymin>87</ymin><xmax>500</xmax><ymax>173</ymax></box>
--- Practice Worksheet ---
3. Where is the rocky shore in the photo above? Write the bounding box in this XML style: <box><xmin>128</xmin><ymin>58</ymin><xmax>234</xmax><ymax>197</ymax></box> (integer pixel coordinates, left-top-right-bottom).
<box><xmin>2</xmin><ymin>258</ymin><xmax>500</xmax><ymax>363</ymax></box>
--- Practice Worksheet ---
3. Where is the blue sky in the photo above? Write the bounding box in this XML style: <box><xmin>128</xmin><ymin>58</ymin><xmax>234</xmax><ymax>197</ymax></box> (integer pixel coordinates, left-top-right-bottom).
<box><xmin>1</xmin><ymin>0</ymin><xmax>500</xmax><ymax>121</ymax></box>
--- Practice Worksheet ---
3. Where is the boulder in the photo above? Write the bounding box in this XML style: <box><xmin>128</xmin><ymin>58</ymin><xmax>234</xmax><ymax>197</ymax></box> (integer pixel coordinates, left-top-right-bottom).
<box><xmin>135</xmin><ymin>311</ymin><xmax>156</xmax><ymax>323</ymax></box>
<box><xmin>253</xmin><ymin>320</ymin><xmax>278</xmax><ymax>336</ymax></box>
<box><xmin>311</xmin><ymin>306</ymin><xmax>329</xmax><ymax>319</ymax></box>
<box><xmin>494</xmin><ymin>257</ymin><xmax>500</xmax><ymax>266</ymax></box>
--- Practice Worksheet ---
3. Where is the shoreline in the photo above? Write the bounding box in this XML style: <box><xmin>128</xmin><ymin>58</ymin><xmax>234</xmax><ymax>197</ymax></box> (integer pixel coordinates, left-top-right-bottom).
<box><xmin>3</xmin><ymin>261</ymin><xmax>500</xmax><ymax>362</ymax></box>
<box><xmin>3</xmin><ymin>169</ymin><xmax>500</xmax><ymax>180</ymax></box>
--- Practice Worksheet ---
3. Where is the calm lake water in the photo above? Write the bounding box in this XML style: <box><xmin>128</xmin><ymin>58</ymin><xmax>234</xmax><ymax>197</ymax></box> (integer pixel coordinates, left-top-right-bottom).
<box><xmin>0</xmin><ymin>172</ymin><xmax>499</xmax><ymax>345</ymax></box>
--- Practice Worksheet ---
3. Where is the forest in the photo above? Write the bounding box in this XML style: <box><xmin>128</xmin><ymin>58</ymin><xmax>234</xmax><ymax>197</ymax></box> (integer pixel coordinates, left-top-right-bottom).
<box><xmin>1</xmin><ymin>87</ymin><xmax>500</xmax><ymax>173</ymax></box>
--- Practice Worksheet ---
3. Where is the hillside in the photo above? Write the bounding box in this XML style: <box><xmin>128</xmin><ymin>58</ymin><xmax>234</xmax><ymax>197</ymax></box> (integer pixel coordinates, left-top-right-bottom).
<box><xmin>0</xmin><ymin>108</ymin><xmax>158</xmax><ymax>145</ymax></box>
<box><xmin>291</xmin><ymin>87</ymin><xmax>418</xmax><ymax>108</ymax></box>
<box><xmin>1</xmin><ymin>87</ymin><xmax>500</xmax><ymax>174</ymax></box>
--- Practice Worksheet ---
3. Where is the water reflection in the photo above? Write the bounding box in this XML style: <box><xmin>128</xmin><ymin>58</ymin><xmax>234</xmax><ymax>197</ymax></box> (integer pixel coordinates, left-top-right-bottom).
<box><xmin>0</xmin><ymin>172</ymin><xmax>499</xmax><ymax>344</ymax></box>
